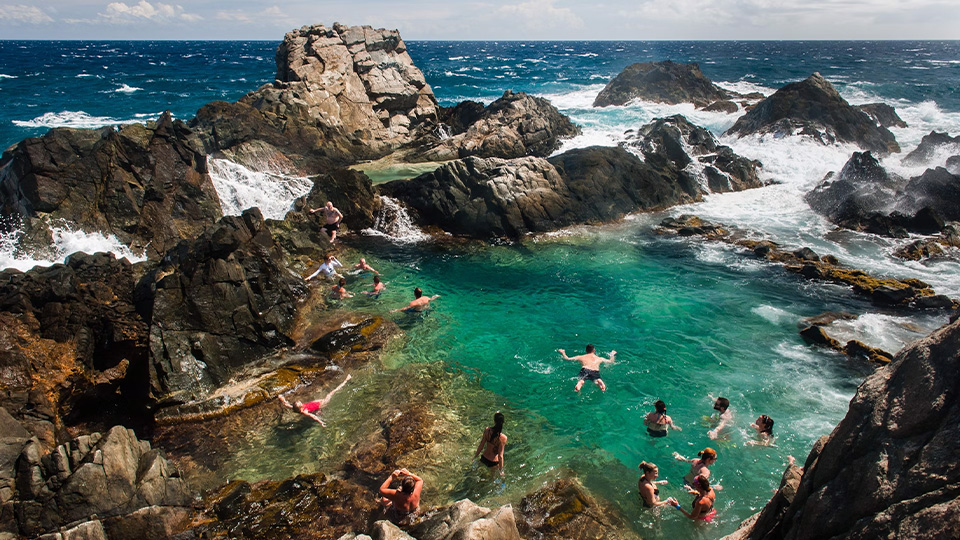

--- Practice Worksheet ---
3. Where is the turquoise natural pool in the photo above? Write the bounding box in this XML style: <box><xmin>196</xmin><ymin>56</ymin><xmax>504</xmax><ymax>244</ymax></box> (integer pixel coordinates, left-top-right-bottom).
<box><xmin>204</xmin><ymin>215</ymin><xmax>950</xmax><ymax>539</ymax></box>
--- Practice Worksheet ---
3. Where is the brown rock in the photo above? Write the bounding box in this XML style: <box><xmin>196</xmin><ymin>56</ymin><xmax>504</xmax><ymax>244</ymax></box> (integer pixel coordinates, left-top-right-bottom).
<box><xmin>514</xmin><ymin>477</ymin><xmax>636</xmax><ymax>540</ymax></box>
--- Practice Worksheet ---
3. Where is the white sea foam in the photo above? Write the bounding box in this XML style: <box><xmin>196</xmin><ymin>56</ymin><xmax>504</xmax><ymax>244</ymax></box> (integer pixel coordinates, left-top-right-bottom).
<box><xmin>12</xmin><ymin>111</ymin><xmax>141</xmax><ymax>129</ymax></box>
<box><xmin>0</xmin><ymin>74</ymin><xmax>17</xmax><ymax>79</ymax></box>
<box><xmin>0</xmin><ymin>223</ymin><xmax>145</xmax><ymax>272</ymax></box>
<box><xmin>752</xmin><ymin>305</ymin><xmax>797</xmax><ymax>326</ymax></box>
<box><xmin>362</xmin><ymin>196</ymin><xmax>429</xmax><ymax>243</ymax></box>
<box><xmin>207</xmin><ymin>158</ymin><xmax>314</xmax><ymax>220</ymax></box>
<box><xmin>715</xmin><ymin>80</ymin><xmax>776</xmax><ymax>97</ymax></box>
<box><xmin>113</xmin><ymin>84</ymin><xmax>143</xmax><ymax>93</ymax></box>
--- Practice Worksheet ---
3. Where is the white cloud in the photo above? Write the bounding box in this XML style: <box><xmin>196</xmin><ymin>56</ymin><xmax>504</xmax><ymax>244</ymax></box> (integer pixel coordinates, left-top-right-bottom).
<box><xmin>497</xmin><ymin>0</ymin><xmax>583</xmax><ymax>29</ymax></box>
<box><xmin>215</xmin><ymin>5</ymin><xmax>294</xmax><ymax>25</ymax></box>
<box><xmin>0</xmin><ymin>4</ymin><xmax>54</xmax><ymax>23</ymax></box>
<box><xmin>99</xmin><ymin>1</ymin><xmax>201</xmax><ymax>23</ymax></box>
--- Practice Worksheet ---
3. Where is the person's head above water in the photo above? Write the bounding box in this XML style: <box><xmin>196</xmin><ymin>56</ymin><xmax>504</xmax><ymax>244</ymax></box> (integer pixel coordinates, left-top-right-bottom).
<box><xmin>373</xmin><ymin>275</ymin><xmax>381</xmax><ymax>284</ymax></box>
<box><xmin>757</xmin><ymin>414</ymin><xmax>774</xmax><ymax>434</ymax></box>
<box><xmin>697</xmin><ymin>447</ymin><xmax>718</xmax><ymax>463</ymax></box>
<box><xmin>655</xmin><ymin>400</ymin><xmax>667</xmax><ymax>414</ymax></box>
<box><xmin>714</xmin><ymin>397</ymin><xmax>730</xmax><ymax>413</ymax></box>
<box><xmin>585</xmin><ymin>344</ymin><xmax>595</xmax><ymax>353</ymax></box>
<box><xmin>694</xmin><ymin>474</ymin><xmax>711</xmax><ymax>492</ymax></box>
<box><xmin>414</xmin><ymin>287</ymin><xmax>423</xmax><ymax>298</ymax></box>
<box><xmin>638</xmin><ymin>461</ymin><xmax>658</xmax><ymax>477</ymax></box>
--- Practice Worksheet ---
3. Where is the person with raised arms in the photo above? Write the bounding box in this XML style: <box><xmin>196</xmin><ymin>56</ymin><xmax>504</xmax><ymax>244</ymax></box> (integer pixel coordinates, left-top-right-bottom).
<box><xmin>277</xmin><ymin>374</ymin><xmax>351</xmax><ymax>426</ymax></box>
<box><xmin>557</xmin><ymin>344</ymin><xmax>616</xmax><ymax>392</ymax></box>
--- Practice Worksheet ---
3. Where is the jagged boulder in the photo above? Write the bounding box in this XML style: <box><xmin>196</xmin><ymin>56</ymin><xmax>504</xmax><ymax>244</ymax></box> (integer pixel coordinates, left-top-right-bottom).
<box><xmin>12</xmin><ymin>425</ymin><xmax>190</xmax><ymax>538</ymax></box>
<box><xmin>901</xmin><ymin>166</ymin><xmax>960</xmax><ymax>221</ymax></box>
<box><xmin>0</xmin><ymin>113</ymin><xmax>222</xmax><ymax>260</ymax></box>
<box><xmin>410</xmin><ymin>500</ymin><xmax>521</xmax><ymax>540</ymax></box>
<box><xmin>0</xmin><ymin>253</ymin><xmax>150</xmax><ymax>441</ymax></box>
<box><xmin>137</xmin><ymin>209</ymin><xmax>307</xmax><ymax>407</ymax></box>
<box><xmin>728</xmin><ymin>317</ymin><xmax>960</xmax><ymax>540</ymax></box>
<box><xmin>593</xmin><ymin>61</ymin><xmax>730</xmax><ymax>108</ymax></box>
<box><xmin>805</xmin><ymin>151</ymin><xmax>901</xmax><ymax>228</ymax></box>
<box><xmin>901</xmin><ymin>131</ymin><xmax>960</xmax><ymax>167</ymax></box>
<box><xmin>409</xmin><ymin>90</ymin><xmax>580</xmax><ymax>162</ymax></box>
<box><xmin>624</xmin><ymin>115</ymin><xmax>763</xmax><ymax>193</ymax></box>
<box><xmin>857</xmin><ymin>103</ymin><xmax>907</xmax><ymax>128</ymax></box>
<box><xmin>726</xmin><ymin>73</ymin><xmax>900</xmax><ymax>154</ymax></box>
<box><xmin>191</xmin><ymin>23</ymin><xmax>439</xmax><ymax>173</ymax></box>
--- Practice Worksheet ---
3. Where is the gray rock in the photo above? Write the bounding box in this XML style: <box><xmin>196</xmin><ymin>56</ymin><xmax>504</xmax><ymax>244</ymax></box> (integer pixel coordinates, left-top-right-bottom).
<box><xmin>857</xmin><ymin>103</ymin><xmax>907</xmax><ymax>128</ymax></box>
<box><xmin>593</xmin><ymin>61</ymin><xmax>730</xmax><ymax>108</ymax></box>
<box><xmin>901</xmin><ymin>131</ymin><xmax>960</xmax><ymax>167</ymax></box>
<box><xmin>410</xmin><ymin>500</ymin><xmax>520</xmax><ymax>540</ymax></box>
<box><xmin>370</xmin><ymin>520</ymin><xmax>415</xmax><ymax>540</ymax></box>
<box><xmin>726</xmin><ymin>73</ymin><xmax>900</xmax><ymax>154</ymax></box>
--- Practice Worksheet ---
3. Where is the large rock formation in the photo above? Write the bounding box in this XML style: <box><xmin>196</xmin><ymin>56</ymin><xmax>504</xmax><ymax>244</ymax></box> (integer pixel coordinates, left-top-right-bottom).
<box><xmin>726</xmin><ymin>316</ymin><xmax>960</xmax><ymax>540</ymax></box>
<box><xmin>382</xmin><ymin>115</ymin><xmax>761</xmax><ymax>238</ymax></box>
<box><xmin>593</xmin><ymin>61</ymin><xmax>731</xmax><ymax>108</ymax></box>
<box><xmin>191</xmin><ymin>23</ymin><xmax>439</xmax><ymax>173</ymax></box>
<box><xmin>10</xmin><ymin>424</ymin><xmax>191</xmax><ymax>539</ymax></box>
<box><xmin>137</xmin><ymin>209</ymin><xmax>307</xmax><ymax>408</ymax></box>
<box><xmin>806</xmin><ymin>151</ymin><xmax>960</xmax><ymax>236</ymax></box>
<box><xmin>726</xmin><ymin>73</ymin><xmax>900</xmax><ymax>154</ymax></box>
<box><xmin>0</xmin><ymin>113</ymin><xmax>222</xmax><ymax>260</ymax></box>
<box><xmin>514</xmin><ymin>477</ymin><xmax>636</xmax><ymax>540</ymax></box>
<box><xmin>901</xmin><ymin>131</ymin><xmax>960</xmax><ymax>168</ymax></box>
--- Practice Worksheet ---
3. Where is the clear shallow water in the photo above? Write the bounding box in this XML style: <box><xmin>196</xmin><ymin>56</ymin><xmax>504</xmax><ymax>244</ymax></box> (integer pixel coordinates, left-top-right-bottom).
<box><xmin>2</xmin><ymin>39</ymin><xmax>959</xmax><ymax>539</ymax></box>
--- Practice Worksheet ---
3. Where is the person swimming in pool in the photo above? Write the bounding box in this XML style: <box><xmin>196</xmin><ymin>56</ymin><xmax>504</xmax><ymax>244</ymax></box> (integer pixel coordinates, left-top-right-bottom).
<box><xmin>557</xmin><ymin>344</ymin><xmax>616</xmax><ymax>392</ymax></box>
<box><xmin>391</xmin><ymin>287</ymin><xmax>439</xmax><ymax>313</ymax></box>
<box><xmin>746</xmin><ymin>414</ymin><xmax>775</xmax><ymax>446</ymax></box>
<box><xmin>277</xmin><ymin>374</ymin><xmax>351</xmax><ymax>426</ymax></box>
<box><xmin>637</xmin><ymin>461</ymin><xmax>670</xmax><ymax>508</ymax></box>
<box><xmin>362</xmin><ymin>275</ymin><xmax>385</xmax><ymax>297</ymax></box>
<box><xmin>644</xmin><ymin>400</ymin><xmax>682</xmax><ymax>437</ymax></box>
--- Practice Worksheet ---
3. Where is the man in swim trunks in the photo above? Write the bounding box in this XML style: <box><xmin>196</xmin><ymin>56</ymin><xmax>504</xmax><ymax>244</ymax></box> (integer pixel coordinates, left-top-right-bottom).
<box><xmin>558</xmin><ymin>344</ymin><xmax>616</xmax><ymax>392</ymax></box>
<box><xmin>391</xmin><ymin>287</ymin><xmax>440</xmax><ymax>313</ymax></box>
<box><xmin>308</xmin><ymin>201</ymin><xmax>344</xmax><ymax>243</ymax></box>
<box><xmin>277</xmin><ymin>374</ymin><xmax>351</xmax><ymax>426</ymax></box>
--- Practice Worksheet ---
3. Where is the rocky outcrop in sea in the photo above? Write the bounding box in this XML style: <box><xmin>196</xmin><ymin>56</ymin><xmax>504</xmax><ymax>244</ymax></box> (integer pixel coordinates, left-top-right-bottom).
<box><xmin>725</xmin><ymin>73</ymin><xmax>901</xmax><ymax>154</ymax></box>
<box><xmin>593</xmin><ymin>60</ymin><xmax>738</xmax><ymax>109</ymax></box>
<box><xmin>722</xmin><ymin>316</ymin><xmax>960</xmax><ymax>540</ymax></box>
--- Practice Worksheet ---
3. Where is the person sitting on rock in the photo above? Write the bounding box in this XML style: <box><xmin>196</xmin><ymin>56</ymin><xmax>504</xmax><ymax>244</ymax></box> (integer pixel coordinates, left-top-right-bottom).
<box><xmin>306</xmin><ymin>253</ymin><xmax>343</xmax><ymax>281</ymax></box>
<box><xmin>331</xmin><ymin>277</ymin><xmax>353</xmax><ymax>299</ymax></box>
<box><xmin>308</xmin><ymin>201</ymin><xmax>343</xmax><ymax>243</ymax></box>
<box><xmin>637</xmin><ymin>461</ymin><xmax>670</xmax><ymax>508</ymax></box>
<box><xmin>707</xmin><ymin>396</ymin><xmax>733</xmax><ymax>440</ymax></box>
<box><xmin>277</xmin><ymin>374</ymin><xmax>351</xmax><ymax>426</ymax></box>
<box><xmin>667</xmin><ymin>474</ymin><xmax>717</xmax><ymax>522</ymax></box>
<box><xmin>557</xmin><ymin>344</ymin><xmax>616</xmax><ymax>392</ymax></box>
<box><xmin>644</xmin><ymin>400</ymin><xmax>682</xmax><ymax>437</ymax></box>
<box><xmin>391</xmin><ymin>287</ymin><xmax>439</xmax><ymax>313</ymax></box>
<box><xmin>362</xmin><ymin>275</ymin><xmax>386</xmax><ymax>297</ymax></box>
<box><xmin>378</xmin><ymin>468</ymin><xmax>423</xmax><ymax>524</ymax></box>
<box><xmin>746</xmin><ymin>414</ymin><xmax>775</xmax><ymax>446</ymax></box>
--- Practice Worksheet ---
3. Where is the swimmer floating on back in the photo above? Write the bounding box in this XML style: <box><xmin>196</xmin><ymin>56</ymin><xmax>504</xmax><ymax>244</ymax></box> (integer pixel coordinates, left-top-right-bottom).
<box><xmin>277</xmin><ymin>374</ymin><xmax>351</xmax><ymax>426</ymax></box>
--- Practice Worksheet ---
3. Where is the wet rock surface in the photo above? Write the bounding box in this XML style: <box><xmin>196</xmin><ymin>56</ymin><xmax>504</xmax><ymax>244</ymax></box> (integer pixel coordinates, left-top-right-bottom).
<box><xmin>514</xmin><ymin>477</ymin><xmax>637</xmax><ymax>540</ymax></box>
<box><xmin>729</xmin><ymin>317</ymin><xmax>960</xmax><ymax>540</ymax></box>
<box><xmin>900</xmin><ymin>130</ymin><xmax>960</xmax><ymax>167</ymax></box>
<box><xmin>726</xmin><ymin>73</ymin><xmax>900</xmax><ymax>154</ymax></box>
<box><xmin>0</xmin><ymin>113</ymin><xmax>222</xmax><ymax>260</ymax></box>
<box><xmin>857</xmin><ymin>102</ymin><xmax>907</xmax><ymax>129</ymax></box>
<box><xmin>593</xmin><ymin>61</ymin><xmax>732</xmax><ymax>108</ymax></box>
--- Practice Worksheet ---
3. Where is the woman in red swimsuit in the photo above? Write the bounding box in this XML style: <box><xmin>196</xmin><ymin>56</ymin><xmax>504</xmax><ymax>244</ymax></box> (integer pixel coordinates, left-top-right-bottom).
<box><xmin>277</xmin><ymin>374</ymin><xmax>351</xmax><ymax>426</ymax></box>
<box><xmin>668</xmin><ymin>474</ymin><xmax>717</xmax><ymax>522</ymax></box>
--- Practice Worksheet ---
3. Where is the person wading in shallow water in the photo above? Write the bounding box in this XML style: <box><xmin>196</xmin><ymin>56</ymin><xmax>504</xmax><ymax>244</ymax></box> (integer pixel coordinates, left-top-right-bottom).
<box><xmin>668</xmin><ymin>474</ymin><xmax>717</xmax><ymax>522</ymax></box>
<box><xmin>557</xmin><ymin>344</ymin><xmax>616</xmax><ymax>392</ymax></box>
<box><xmin>378</xmin><ymin>468</ymin><xmax>423</xmax><ymax>524</ymax></box>
<box><xmin>644</xmin><ymin>400</ymin><xmax>682</xmax><ymax>437</ymax></box>
<box><xmin>708</xmin><ymin>396</ymin><xmax>733</xmax><ymax>440</ymax></box>
<box><xmin>746</xmin><ymin>414</ymin><xmax>775</xmax><ymax>446</ymax></box>
<box><xmin>473</xmin><ymin>411</ymin><xmax>507</xmax><ymax>476</ymax></box>
<box><xmin>637</xmin><ymin>461</ymin><xmax>670</xmax><ymax>508</ymax></box>
<box><xmin>308</xmin><ymin>201</ymin><xmax>344</xmax><ymax>243</ymax></box>
<box><xmin>674</xmin><ymin>447</ymin><xmax>720</xmax><ymax>489</ymax></box>
<box><xmin>277</xmin><ymin>374</ymin><xmax>351</xmax><ymax>426</ymax></box>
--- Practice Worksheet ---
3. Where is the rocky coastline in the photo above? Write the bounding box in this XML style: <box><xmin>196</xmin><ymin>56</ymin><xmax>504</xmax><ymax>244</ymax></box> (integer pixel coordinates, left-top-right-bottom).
<box><xmin>1</xmin><ymin>22</ymin><xmax>958</xmax><ymax>540</ymax></box>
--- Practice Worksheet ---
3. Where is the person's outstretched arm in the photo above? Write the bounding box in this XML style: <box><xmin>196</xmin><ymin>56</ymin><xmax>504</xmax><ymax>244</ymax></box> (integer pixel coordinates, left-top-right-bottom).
<box><xmin>558</xmin><ymin>349</ymin><xmax>571</xmax><ymax>361</ymax></box>
<box><xmin>605</xmin><ymin>350</ymin><xmax>617</xmax><ymax>363</ymax></box>
<box><xmin>302</xmin><ymin>411</ymin><xmax>326</xmax><ymax>426</ymax></box>
<box><xmin>497</xmin><ymin>435</ymin><xmax>506</xmax><ymax>475</ymax></box>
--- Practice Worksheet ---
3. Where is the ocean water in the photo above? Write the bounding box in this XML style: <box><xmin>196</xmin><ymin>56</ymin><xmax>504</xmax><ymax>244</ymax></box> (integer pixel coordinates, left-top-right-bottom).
<box><xmin>2</xmin><ymin>40</ymin><xmax>959</xmax><ymax>538</ymax></box>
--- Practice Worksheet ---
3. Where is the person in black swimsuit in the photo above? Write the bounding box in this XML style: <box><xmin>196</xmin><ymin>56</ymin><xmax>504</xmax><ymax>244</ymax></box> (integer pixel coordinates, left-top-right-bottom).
<box><xmin>637</xmin><ymin>461</ymin><xmax>670</xmax><ymax>508</ymax></box>
<box><xmin>473</xmin><ymin>411</ymin><xmax>507</xmax><ymax>476</ymax></box>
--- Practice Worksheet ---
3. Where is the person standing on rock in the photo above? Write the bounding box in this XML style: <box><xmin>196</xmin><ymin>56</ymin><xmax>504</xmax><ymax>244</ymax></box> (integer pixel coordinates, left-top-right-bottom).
<box><xmin>278</xmin><ymin>374</ymin><xmax>351</xmax><ymax>426</ymax></box>
<box><xmin>391</xmin><ymin>287</ymin><xmax>440</xmax><ymax>313</ymax></box>
<box><xmin>306</xmin><ymin>253</ymin><xmax>343</xmax><ymax>281</ymax></box>
<box><xmin>558</xmin><ymin>344</ymin><xmax>616</xmax><ymax>392</ymax></box>
<box><xmin>644</xmin><ymin>400</ymin><xmax>682</xmax><ymax>437</ymax></box>
<box><xmin>473</xmin><ymin>411</ymin><xmax>507</xmax><ymax>476</ymax></box>
<box><xmin>378</xmin><ymin>468</ymin><xmax>423</xmax><ymax>524</ymax></box>
<box><xmin>308</xmin><ymin>201</ymin><xmax>343</xmax><ymax>243</ymax></box>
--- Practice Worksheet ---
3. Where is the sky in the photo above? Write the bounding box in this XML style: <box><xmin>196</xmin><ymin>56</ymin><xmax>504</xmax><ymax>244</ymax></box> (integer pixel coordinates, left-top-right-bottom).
<box><xmin>0</xmin><ymin>0</ymin><xmax>958</xmax><ymax>40</ymax></box>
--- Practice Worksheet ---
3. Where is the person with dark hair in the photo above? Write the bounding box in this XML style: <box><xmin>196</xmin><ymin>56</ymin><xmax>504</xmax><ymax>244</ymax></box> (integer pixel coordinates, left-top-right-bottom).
<box><xmin>674</xmin><ymin>447</ymin><xmax>718</xmax><ymax>487</ymax></box>
<box><xmin>391</xmin><ymin>287</ymin><xmax>440</xmax><ymax>313</ymax></box>
<box><xmin>473</xmin><ymin>411</ymin><xmax>507</xmax><ymax>476</ymax></box>
<box><xmin>667</xmin><ymin>474</ymin><xmax>717</xmax><ymax>522</ymax></box>
<box><xmin>362</xmin><ymin>275</ymin><xmax>385</xmax><ymax>297</ymax></box>
<box><xmin>331</xmin><ymin>277</ymin><xmax>353</xmax><ymax>299</ymax></box>
<box><xmin>746</xmin><ymin>414</ymin><xmax>775</xmax><ymax>446</ymax></box>
<box><xmin>708</xmin><ymin>396</ymin><xmax>733</xmax><ymax>440</ymax></box>
<box><xmin>557</xmin><ymin>344</ymin><xmax>616</xmax><ymax>392</ymax></box>
<box><xmin>644</xmin><ymin>400</ymin><xmax>682</xmax><ymax>437</ymax></box>
<box><xmin>637</xmin><ymin>461</ymin><xmax>670</xmax><ymax>508</ymax></box>
<box><xmin>378</xmin><ymin>468</ymin><xmax>423</xmax><ymax>524</ymax></box>
<box><xmin>277</xmin><ymin>374</ymin><xmax>351</xmax><ymax>426</ymax></box>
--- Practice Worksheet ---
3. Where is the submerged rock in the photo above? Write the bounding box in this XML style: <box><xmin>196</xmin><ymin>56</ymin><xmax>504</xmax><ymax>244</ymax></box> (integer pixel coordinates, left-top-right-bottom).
<box><xmin>730</xmin><ymin>317</ymin><xmax>960</xmax><ymax>539</ymax></box>
<box><xmin>0</xmin><ymin>113</ymin><xmax>222</xmax><ymax>260</ymax></box>
<box><xmin>593</xmin><ymin>61</ymin><xmax>731</xmax><ymax>108</ymax></box>
<box><xmin>726</xmin><ymin>73</ymin><xmax>900</xmax><ymax>154</ymax></box>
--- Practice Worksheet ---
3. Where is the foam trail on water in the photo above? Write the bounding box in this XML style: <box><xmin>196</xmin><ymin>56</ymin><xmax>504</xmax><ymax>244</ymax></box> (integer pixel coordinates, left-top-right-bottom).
<box><xmin>0</xmin><ymin>224</ymin><xmax>145</xmax><ymax>272</ymax></box>
<box><xmin>12</xmin><ymin>111</ymin><xmax>141</xmax><ymax>129</ymax></box>
<box><xmin>207</xmin><ymin>158</ymin><xmax>314</xmax><ymax>220</ymax></box>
